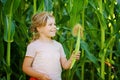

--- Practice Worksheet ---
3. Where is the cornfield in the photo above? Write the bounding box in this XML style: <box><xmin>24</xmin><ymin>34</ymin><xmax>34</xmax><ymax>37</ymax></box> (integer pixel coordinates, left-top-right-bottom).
<box><xmin>0</xmin><ymin>0</ymin><xmax>120</xmax><ymax>80</ymax></box>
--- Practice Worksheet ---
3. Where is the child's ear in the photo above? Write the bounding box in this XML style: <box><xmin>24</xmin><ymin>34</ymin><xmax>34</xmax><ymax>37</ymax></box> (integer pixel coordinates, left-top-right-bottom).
<box><xmin>36</xmin><ymin>27</ymin><xmax>40</xmax><ymax>32</ymax></box>
<box><xmin>36</xmin><ymin>27</ymin><xmax>43</xmax><ymax>33</ymax></box>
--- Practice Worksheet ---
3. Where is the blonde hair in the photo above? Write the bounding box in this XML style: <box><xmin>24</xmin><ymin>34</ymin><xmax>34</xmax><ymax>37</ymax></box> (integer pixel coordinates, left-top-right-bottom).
<box><xmin>30</xmin><ymin>12</ymin><xmax>54</xmax><ymax>41</ymax></box>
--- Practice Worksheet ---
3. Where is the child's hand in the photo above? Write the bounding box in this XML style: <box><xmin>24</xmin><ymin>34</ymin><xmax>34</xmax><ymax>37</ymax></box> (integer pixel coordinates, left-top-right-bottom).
<box><xmin>70</xmin><ymin>51</ymin><xmax>80</xmax><ymax>61</ymax></box>
<box><xmin>39</xmin><ymin>74</ymin><xmax>51</xmax><ymax>80</ymax></box>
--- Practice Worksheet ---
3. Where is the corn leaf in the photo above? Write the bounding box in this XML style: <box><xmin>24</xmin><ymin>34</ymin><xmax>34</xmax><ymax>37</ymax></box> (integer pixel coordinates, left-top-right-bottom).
<box><xmin>3</xmin><ymin>15</ymin><xmax>15</xmax><ymax>42</ymax></box>
<box><xmin>81</xmin><ymin>40</ymin><xmax>99</xmax><ymax>66</ymax></box>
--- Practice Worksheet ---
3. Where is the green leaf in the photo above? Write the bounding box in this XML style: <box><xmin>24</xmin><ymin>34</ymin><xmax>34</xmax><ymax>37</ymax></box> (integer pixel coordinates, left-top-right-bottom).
<box><xmin>4</xmin><ymin>0</ymin><xmax>21</xmax><ymax>15</ymax></box>
<box><xmin>44</xmin><ymin>0</ymin><xmax>53</xmax><ymax>11</ymax></box>
<box><xmin>3</xmin><ymin>16</ymin><xmax>15</xmax><ymax>42</ymax></box>
<box><xmin>81</xmin><ymin>40</ymin><xmax>99</xmax><ymax>66</ymax></box>
<box><xmin>37</xmin><ymin>0</ymin><xmax>44</xmax><ymax>12</ymax></box>
<box><xmin>57</xmin><ymin>15</ymin><xmax>70</xmax><ymax>24</ymax></box>
<box><xmin>69</xmin><ymin>0</ymin><xmax>83</xmax><ymax>27</ymax></box>
<box><xmin>4</xmin><ymin>0</ymin><xmax>12</xmax><ymax>15</ymax></box>
<box><xmin>12</xmin><ymin>0</ymin><xmax>21</xmax><ymax>14</ymax></box>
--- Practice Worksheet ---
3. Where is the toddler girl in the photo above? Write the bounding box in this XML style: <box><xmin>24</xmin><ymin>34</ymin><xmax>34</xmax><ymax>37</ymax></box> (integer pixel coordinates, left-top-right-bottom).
<box><xmin>22</xmin><ymin>12</ymin><xmax>80</xmax><ymax>80</ymax></box>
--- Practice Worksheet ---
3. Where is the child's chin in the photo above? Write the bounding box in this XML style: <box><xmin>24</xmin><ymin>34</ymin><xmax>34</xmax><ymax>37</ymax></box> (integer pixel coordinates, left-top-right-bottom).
<box><xmin>51</xmin><ymin>34</ymin><xmax>56</xmax><ymax>37</ymax></box>
<box><xmin>52</xmin><ymin>35</ymin><xmax>56</xmax><ymax>37</ymax></box>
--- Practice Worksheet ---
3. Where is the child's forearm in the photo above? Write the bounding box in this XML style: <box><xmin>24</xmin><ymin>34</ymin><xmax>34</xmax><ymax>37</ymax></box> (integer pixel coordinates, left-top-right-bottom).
<box><xmin>22</xmin><ymin>66</ymin><xmax>44</xmax><ymax>79</ymax></box>
<box><xmin>62</xmin><ymin>58</ymin><xmax>73</xmax><ymax>70</ymax></box>
<box><xmin>62</xmin><ymin>52</ymin><xmax>80</xmax><ymax>69</ymax></box>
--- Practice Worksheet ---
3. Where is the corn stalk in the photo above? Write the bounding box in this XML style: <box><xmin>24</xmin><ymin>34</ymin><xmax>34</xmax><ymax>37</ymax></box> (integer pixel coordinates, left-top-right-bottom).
<box><xmin>96</xmin><ymin>0</ymin><xmax>115</xmax><ymax>79</ymax></box>
<box><xmin>33</xmin><ymin>0</ymin><xmax>37</xmax><ymax>14</ymax></box>
<box><xmin>81</xmin><ymin>0</ymin><xmax>88</xmax><ymax>80</ymax></box>
<box><xmin>64</xmin><ymin>0</ymin><xmax>82</xmax><ymax>80</ymax></box>
<box><xmin>108</xmin><ymin>0</ymin><xmax>116</xmax><ymax>79</ymax></box>
<box><xmin>3</xmin><ymin>1</ymin><xmax>14</xmax><ymax>80</ymax></box>
<box><xmin>2</xmin><ymin>0</ymin><xmax>20</xmax><ymax>80</ymax></box>
<box><xmin>96</xmin><ymin>0</ymin><xmax>106</xmax><ymax>79</ymax></box>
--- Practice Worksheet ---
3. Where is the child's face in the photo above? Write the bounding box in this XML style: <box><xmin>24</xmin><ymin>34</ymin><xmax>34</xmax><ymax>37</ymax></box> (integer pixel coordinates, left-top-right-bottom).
<box><xmin>40</xmin><ymin>17</ymin><xmax>57</xmax><ymax>38</ymax></box>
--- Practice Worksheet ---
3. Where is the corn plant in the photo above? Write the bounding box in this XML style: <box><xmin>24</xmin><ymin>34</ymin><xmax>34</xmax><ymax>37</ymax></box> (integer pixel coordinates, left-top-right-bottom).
<box><xmin>95</xmin><ymin>0</ymin><xmax>117</xmax><ymax>79</ymax></box>
<box><xmin>70</xmin><ymin>24</ymin><xmax>83</xmax><ymax>69</ymax></box>
<box><xmin>0</xmin><ymin>0</ymin><xmax>120</xmax><ymax>80</ymax></box>
<box><xmin>81</xmin><ymin>0</ymin><xmax>88</xmax><ymax>80</ymax></box>
<box><xmin>1</xmin><ymin>0</ymin><xmax>20</xmax><ymax>80</ymax></box>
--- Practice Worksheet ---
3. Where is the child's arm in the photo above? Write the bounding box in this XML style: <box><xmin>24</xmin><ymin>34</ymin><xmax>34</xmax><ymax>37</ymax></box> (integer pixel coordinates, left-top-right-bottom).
<box><xmin>22</xmin><ymin>56</ymin><xmax>51</xmax><ymax>80</ymax></box>
<box><xmin>60</xmin><ymin>51</ymin><xmax>80</xmax><ymax>70</ymax></box>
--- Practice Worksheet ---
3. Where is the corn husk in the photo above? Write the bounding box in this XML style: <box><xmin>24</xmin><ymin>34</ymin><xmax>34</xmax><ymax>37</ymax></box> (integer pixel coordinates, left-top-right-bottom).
<box><xmin>70</xmin><ymin>23</ymin><xmax>83</xmax><ymax>69</ymax></box>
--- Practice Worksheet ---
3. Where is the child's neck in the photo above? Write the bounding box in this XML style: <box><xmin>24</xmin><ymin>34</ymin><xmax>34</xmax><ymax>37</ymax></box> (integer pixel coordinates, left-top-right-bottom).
<box><xmin>38</xmin><ymin>37</ymin><xmax>53</xmax><ymax>43</ymax></box>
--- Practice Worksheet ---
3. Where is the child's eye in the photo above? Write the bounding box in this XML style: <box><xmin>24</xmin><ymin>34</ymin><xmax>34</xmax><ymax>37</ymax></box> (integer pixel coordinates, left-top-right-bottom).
<box><xmin>49</xmin><ymin>23</ymin><xmax>52</xmax><ymax>26</ymax></box>
<box><xmin>48</xmin><ymin>23</ymin><xmax>56</xmax><ymax>26</ymax></box>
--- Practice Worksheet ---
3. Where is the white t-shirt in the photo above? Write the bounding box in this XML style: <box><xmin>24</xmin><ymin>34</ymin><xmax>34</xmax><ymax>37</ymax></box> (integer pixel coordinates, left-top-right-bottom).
<box><xmin>25</xmin><ymin>40</ymin><xmax>66</xmax><ymax>80</ymax></box>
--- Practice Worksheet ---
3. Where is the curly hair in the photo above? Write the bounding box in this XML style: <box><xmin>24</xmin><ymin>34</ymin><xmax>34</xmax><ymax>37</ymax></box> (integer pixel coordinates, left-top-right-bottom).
<box><xmin>30</xmin><ymin>12</ymin><xmax>54</xmax><ymax>41</ymax></box>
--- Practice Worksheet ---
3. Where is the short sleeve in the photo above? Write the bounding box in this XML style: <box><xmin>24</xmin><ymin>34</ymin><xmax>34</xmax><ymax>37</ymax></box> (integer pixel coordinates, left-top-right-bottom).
<box><xmin>59</xmin><ymin>43</ymin><xmax>66</xmax><ymax>58</ymax></box>
<box><xmin>25</xmin><ymin>43</ymin><xmax>36</xmax><ymax>57</ymax></box>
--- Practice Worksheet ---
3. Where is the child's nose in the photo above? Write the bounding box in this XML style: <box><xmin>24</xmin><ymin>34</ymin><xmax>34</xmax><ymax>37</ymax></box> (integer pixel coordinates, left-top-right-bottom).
<box><xmin>53</xmin><ymin>25</ymin><xmax>56</xmax><ymax>28</ymax></box>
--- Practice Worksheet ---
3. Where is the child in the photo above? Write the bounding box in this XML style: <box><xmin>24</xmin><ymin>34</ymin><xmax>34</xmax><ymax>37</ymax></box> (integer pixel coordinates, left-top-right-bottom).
<box><xmin>22</xmin><ymin>12</ymin><xmax>80</xmax><ymax>80</ymax></box>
